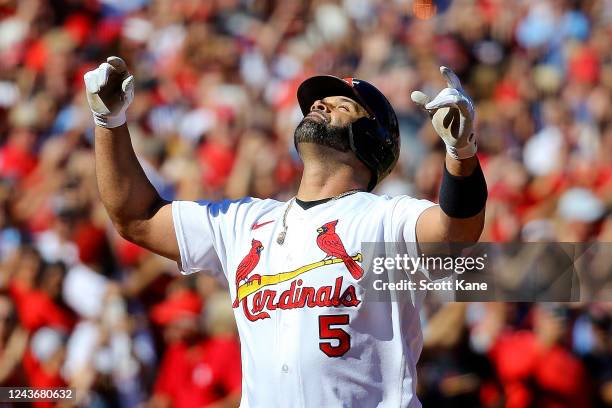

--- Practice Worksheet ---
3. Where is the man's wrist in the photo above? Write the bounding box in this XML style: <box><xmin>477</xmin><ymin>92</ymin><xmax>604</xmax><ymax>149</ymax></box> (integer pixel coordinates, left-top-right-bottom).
<box><xmin>446</xmin><ymin>137</ymin><xmax>477</xmax><ymax>161</ymax></box>
<box><xmin>92</xmin><ymin>112</ymin><xmax>126</xmax><ymax>129</ymax></box>
<box><xmin>446</xmin><ymin>154</ymin><xmax>479</xmax><ymax>177</ymax></box>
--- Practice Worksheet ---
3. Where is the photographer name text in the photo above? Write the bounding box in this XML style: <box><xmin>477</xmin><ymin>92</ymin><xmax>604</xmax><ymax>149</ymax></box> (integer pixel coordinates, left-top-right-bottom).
<box><xmin>373</xmin><ymin>279</ymin><xmax>487</xmax><ymax>291</ymax></box>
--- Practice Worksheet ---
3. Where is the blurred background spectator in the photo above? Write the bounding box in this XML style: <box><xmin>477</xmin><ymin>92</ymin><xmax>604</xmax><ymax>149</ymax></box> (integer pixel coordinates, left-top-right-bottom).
<box><xmin>0</xmin><ymin>0</ymin><xmax>610</xmax><ymax>406</ymax></box>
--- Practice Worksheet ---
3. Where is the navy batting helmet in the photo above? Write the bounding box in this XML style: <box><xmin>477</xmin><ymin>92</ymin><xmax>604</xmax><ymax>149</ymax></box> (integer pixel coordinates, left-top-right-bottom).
<box><xmin>297</xmin><ymin>76</ymin><xmax>400</xmax><ymax>191</ymax></box>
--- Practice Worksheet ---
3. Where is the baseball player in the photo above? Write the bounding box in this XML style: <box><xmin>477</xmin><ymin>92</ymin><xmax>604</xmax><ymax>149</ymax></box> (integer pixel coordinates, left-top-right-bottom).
<box><xmin>85</xmin><ymin>57</ymin><xmax>487</xmax><ymax>407</ymax></box>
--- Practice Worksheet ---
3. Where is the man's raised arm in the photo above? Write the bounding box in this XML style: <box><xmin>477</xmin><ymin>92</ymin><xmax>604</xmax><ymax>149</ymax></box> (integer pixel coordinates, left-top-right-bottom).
<box><xmin>85</xmin><ymin>57</ymin><xmax>179</xmax><ymax>262</ymax></box>
<box><xmin>412</xmin><ymin>67</ymin><xmax>487</xmax><ymax>244</ymax></box>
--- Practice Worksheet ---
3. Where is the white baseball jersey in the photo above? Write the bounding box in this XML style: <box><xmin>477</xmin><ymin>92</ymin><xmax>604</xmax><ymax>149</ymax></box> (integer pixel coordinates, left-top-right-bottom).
<box><xmin>172</xmin><ymin>192</ymin><xmax>436</xmax><ymax>407</ymax></box>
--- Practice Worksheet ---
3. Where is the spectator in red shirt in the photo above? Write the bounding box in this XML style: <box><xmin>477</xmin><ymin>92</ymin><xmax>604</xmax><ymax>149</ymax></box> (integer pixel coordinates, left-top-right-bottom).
<box><xmin>10</xmin><ymin>260</ymin><xmax>75</xmax><ymax>333</ymax></box>
<box><xmin>150</xmin><ymin>291</ymin><xmax>241</xmax><ymax>408</ymax></box>
<box><xmin>489</xmin><ymin>305</ymin><xmax>589</xmax><ymax>408</ymax></box>
<box><xmin>0</xmin><ymin>128</ymin><xmax>38</xmax><ymax>181</ymax></box>
<box><xmin>22</xmin><ymin>327</ymin><xmax>67</xmax><ymax>408</ymax></box>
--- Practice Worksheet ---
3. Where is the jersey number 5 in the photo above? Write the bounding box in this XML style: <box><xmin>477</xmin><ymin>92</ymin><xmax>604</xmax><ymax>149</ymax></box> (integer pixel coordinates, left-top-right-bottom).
<box><xmin>318</xmin><ymin>315</ymin><xmax>350</xmax><ymax>357</ymax></box>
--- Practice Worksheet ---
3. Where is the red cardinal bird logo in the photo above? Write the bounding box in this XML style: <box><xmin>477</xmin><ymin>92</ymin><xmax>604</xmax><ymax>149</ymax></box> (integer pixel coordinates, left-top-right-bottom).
<box><xmin>316</xmin><ymin>220</ymin><xmax>363</xmax><ymax>280</ymax></box>
<box><xmin>233</xmin><ymin>239</ymin><xmax>264</xmax><ymax>308</ymax></box>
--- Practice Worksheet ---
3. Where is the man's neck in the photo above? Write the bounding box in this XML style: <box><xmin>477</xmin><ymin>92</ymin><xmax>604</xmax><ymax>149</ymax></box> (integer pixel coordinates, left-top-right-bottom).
<box><xmin>296</xmin><ymin>160</ymin><xmax>367</xmax><ymax>201</ymax></box>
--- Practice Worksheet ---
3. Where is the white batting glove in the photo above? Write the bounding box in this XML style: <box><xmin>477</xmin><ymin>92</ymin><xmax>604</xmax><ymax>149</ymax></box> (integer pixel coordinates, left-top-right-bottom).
<box><xmin>84</xmin><ymin>56</ymin><xmax>134</xmax><ymax>128</ymax></box>
<box><xmin>411</xmin><ymin>66</ymin><xmax>476</xmax><ymax>160</ymax></box>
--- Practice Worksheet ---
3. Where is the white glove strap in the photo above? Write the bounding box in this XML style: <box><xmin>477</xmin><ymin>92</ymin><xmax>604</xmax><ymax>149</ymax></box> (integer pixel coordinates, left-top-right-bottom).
<box><xmin>93</xmin><ymin>112</ymin><xmax>126</xmax><ymax>129</ymax></box>
<box><xmin>446</xmin><ymin>136</ymin><xmax>477</xmax><ymax>160</ymax></box>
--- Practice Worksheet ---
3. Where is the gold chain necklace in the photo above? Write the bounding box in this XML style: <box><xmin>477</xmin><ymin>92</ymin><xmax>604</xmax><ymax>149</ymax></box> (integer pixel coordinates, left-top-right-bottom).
<box><xmin>276</xmin><ymin>189</ymin><xmax>362</xmax><ymax>245</ymax></box>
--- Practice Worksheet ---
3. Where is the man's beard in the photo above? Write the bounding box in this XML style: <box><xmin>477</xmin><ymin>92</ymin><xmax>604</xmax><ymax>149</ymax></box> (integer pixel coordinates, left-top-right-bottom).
<box><xmin>294</xmin><ymin>118</ymin><xmax>351</xmax><ymax>152</ymax></box>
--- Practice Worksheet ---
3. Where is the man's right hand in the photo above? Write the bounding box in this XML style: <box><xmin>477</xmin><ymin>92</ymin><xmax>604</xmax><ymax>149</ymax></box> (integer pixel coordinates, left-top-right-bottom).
<box><xmin>84</xmin><ymin>56</ymin><xmax>134</xmax><ymax>129</ymax></box>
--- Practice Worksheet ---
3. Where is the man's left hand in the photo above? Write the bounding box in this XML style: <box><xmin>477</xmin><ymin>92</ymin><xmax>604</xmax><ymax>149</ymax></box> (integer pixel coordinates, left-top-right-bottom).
<box><xmin>411</xmin><ymin>66</ymin><xmax>476</xmax><ymax>160</ymax></box>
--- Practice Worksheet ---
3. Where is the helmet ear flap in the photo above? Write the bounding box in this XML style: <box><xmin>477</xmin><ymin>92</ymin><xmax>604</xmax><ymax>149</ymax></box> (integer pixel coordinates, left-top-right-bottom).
<box><xmin>349</xmin><ymin>117</ymin><xmax>384</xmax><ymax>191</ymax></box>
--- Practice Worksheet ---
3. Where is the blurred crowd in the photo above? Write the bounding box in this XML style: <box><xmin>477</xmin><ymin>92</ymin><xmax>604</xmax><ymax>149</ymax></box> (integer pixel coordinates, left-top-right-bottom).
<box><xmin>0</xmin><ymin>0</ymin><xmax>610</xmax><ymax>407</ymax></box>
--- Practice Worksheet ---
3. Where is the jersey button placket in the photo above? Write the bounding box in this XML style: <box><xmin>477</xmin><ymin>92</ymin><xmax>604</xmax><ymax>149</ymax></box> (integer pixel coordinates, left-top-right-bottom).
<box><xmin>275</xmin><ymin>215</ymin><xmax>291</xmax><ymax>407</ymax></box>
<box><xmin>278</xmin><ymin>211</ymin><xmax>305</xmax><ymax>406</ymax></box>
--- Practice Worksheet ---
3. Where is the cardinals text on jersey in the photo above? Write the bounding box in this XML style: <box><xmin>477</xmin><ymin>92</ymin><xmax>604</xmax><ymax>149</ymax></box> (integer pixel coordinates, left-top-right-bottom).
<box><xmin>232</xmin><ymin>219</ymin><xmax>363</xmax><ymax>322</ymax></box>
